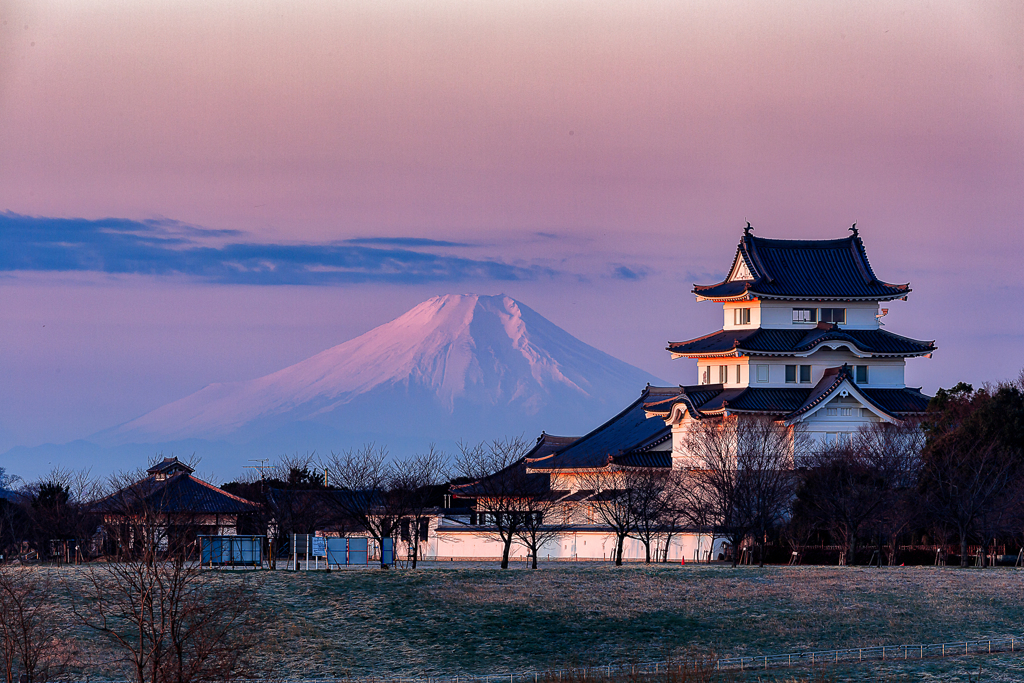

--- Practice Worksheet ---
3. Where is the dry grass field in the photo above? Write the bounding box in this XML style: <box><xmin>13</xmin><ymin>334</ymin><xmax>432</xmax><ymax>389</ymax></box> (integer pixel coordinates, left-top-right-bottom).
<box><xmin>50</xmin><ymin>562</ymin><xmax>1024</xmax><ymax>681</ymax></box>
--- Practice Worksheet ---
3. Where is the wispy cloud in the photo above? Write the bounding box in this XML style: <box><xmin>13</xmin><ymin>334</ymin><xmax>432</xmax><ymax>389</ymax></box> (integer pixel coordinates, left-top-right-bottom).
<box><xmin>0</xmin><ymin>213</ymin><xmax>554</xmax><ymax>285</ymax></box>
<box><xmin>610</xmin><ymin>265</ymin><xmax>647</xmax><ymax>281</ymax></box>
<box><xmin>342</xmin><ymin>237</ymin><xmax>474</xmax><ymax>248</ymax></box>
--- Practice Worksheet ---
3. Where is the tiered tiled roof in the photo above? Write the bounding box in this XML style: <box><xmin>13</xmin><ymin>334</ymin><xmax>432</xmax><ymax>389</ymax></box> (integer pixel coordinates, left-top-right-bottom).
<box><xmin>694</xmin><ymin>230</ymin><xmax>911</xmax><ymax>301</ymax></box>
<box><xmin>668</xmin><ymin>323</ymin><xmax>935</xmax><ymax>358</ymax></box>
<box><xmin>644</xmin><ymin>369</ymin><xmax>931</xmax><ymax>422</ymax></box>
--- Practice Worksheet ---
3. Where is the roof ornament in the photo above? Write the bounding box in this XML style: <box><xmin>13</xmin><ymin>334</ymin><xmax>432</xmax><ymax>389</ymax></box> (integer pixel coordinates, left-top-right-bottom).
<box><xmin>744</xmin><ymin>221</ymin><xmax>753</xmax><ymax>235</ymax></box>
<box><xmin>849</xmin><ymin>222</ymin><xmax>859</xmax><ymax>237</ymax></box>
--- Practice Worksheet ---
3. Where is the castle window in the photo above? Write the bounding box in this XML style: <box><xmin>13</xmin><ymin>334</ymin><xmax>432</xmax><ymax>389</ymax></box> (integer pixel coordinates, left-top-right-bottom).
<box><xmin>734</xmin><ymin>308</ymin><xmax>751</xmax><ymax>325</ymax></box>
<box><xmin>826</xmin><ymin>408</ymin><xmax>838</xmax><ymax>416</ymax></box>
<box><xmin>800</xmin><ymin>365</ymin><xmax>812</xmax><ymax>383</ymax></box>
<box><xmin>719</xmin><ymin>365</ymin><xmax>727</xmax><ymax>383</ymax></box>
<box><xmin>756</xmin><ymin>365</ymin><xmax>769</xmax><ymax>383</ymax></box>
<box><xmin>785</xmin><ymin>365</ymin><xmax>797</xmax><ymax>383</ymax></box>
<box><xmin>841</xmin><ymin>408</ymin><xmax>852</xmax><ymax>416</ymax></box>
<box><xmin>735</xmin><ymin>365</ymin><xmax>742</xmax><ymax>384</ymax></box>
<box><xmin>855</xmin><ymin>365</ymin><xmax>869</xmax><ymax>383</ymax></box>
<box><xmin>792</xmin><ymin>308</ymin><xmax>816</xmax><ymax>323</ymax></box>
<box><xmin>820</xmin><ymin>308</ymin><xmax>846</xmax><ymax>324</ymax></box>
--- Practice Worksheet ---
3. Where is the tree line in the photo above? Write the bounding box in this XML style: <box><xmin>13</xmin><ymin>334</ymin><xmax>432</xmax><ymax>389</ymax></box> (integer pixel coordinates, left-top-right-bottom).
<box><xmin>1</xmin><ymin>376</ymin><xmax>1022</xmax><ymax>571</ymax></box>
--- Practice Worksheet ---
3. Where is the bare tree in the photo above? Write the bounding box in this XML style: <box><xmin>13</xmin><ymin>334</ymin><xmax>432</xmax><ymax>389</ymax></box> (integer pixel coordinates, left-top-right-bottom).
<box><xmin>735</xmin><ymin>416</ymin><xmax>805</xmax><ymax>567</ymax></box>
<box><xmin>514</xmin><ymin>488</ymin><xmax>573</xmax><ymax>569</ymax></box>
<box><xmin>672</xmin><ymin>469</ymin><xmax>716</xmax><ymax>562</ymax></box>
<box><xmin>324</xmin><ymin>444</ymin><xmax>412</xmax><ymax>569</ymax></box>
<box><xmin>0</xmin><ymin>567</ymin><xmax>69</xmax><ymax>683</ymax></box>
<box><xmin>25</xmin><ymin>468</ymin><xmax>101</xmax><ymax>562</ymax></box>
<box><xmin>920</xmin><ymin>382</ymin><xmax>1024</xmax><ymax>567</ymax></box>
<box><xmin>393</xmin><ymin>447</ymin><xmax>449</xmax><ymax>568</ymax></box>
<box><xmin>678</xmin><ymin>417</ymin><xmax>747</xmax><ymax>567</ymax></box>
<box><xmin>855</xmin><ymin>419</ymin><xmax>924</xmax><ymax>565</ymax></box>
<box><xmin>677</xmin><ymin>415</ymin><xmax>803</xmax><ymax>567</ymax></box>
<box><xmin>796</xmin><ymin>440</ymin><xmax>884</xmax><ymax>566</ymax></box>
<box><xmin>454</xmin><ymin>437</ymin><xmax>533</xmax><ymax>569</ymax></box>
<box><xmin>576</xmin><ymin>468</ymin><xmax>645</xmax><ymax>566</ymax></box>
<box><xmin>626</xmin><ymin>468</ymin><xmax>673</xmax><ymax>563</ymax></box>
<box><xmin>920</xmin><ymin>437</ymin><xmax>1016</xmax><ymax>567</ymax></box>
<box><xmin>73</xmin><ymin>473</ymin><xmax>265</xmax><ymax>683</ymax></box>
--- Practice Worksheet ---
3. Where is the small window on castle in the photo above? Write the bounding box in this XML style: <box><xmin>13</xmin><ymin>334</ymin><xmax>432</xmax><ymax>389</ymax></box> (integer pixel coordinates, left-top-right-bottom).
<box><xmin>756</xmin><ymin>365</ymin><xmax>769</xmax><ymax>383</ymax></box>
<box><xmin>826</xmin><ymin>408</ymin><xmax>838</xmax><ymax>416</ymax></box>
<box><xmin>785</xmin><ymin>365</ymin><xmax>797</xmax><ymax>383</ymax></box>
<box><xmin>855</xmin><ymin>365</ymin><xmax>869</xmax><ymax>383</ymax></box>
<box><xmin>734</xmin><ymin>308</ymin><xmax>751</xmax><ymax>325</ymax></box>
<box><xmin>792</xmin><ymin>308</ymin><xmax>816</xmax><ymax>323</ymax></box>
<box><xmin>820</xmin><ymin>308</ymin><xmax>847</xmax><ymax>324</ymax></box>
<box><xmin>719</xmin><ymin>365</ymin><xmax>727</xmax><ymax>383</ymax></box>
<box><xmin>841</xmin><ymin>408</ymin><xmax>852</xmax><ymax>416</ymax></box>
<box><xmin>800</xmin><ymin>365</ymin><xmax>812</xmax><ymax>383</ymax></box>
<box><xmin>735</xmin><ymin>365</ymin><xmax>742</xmax><ymax>384</ymax></box>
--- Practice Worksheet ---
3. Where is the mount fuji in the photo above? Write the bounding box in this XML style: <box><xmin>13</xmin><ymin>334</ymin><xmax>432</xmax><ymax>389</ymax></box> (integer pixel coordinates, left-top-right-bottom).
<box><xmin>91</xmin><ymin>294</ymin><xmax>665</xmax><ymax>471</ymax></box>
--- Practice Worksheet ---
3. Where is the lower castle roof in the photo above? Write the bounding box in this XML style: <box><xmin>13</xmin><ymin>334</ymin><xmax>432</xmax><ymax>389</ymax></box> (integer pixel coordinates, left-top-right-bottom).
<box><xmin>645</xmin><ymin>366</ymin><xmax>931</xmax><ymax>422</ymax></box>
<box><xmin>668</xmin><ymin>323</ymin><xmax>935</xmax><ymax>358</ymax></box>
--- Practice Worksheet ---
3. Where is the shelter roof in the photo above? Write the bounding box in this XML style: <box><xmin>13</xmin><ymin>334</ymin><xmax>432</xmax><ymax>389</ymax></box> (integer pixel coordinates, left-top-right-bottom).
<box><xmin>147</xmin><ymin>456</ymin><xmax>194</xmax><ymax>476</ymax></box>
<box><xmin>95</xmin><ymin>470</ymin><xmax>258</xmax><ymax>516</ymax></box>
<box><xmin>693</xmin><ymin>230</ymin><xmax>911</xmax><ymax>301</ymax></box>
<box><xmin>667</xmin><ymin>324</ymin><xmax>935</xmax><ymax>358</ymax></box>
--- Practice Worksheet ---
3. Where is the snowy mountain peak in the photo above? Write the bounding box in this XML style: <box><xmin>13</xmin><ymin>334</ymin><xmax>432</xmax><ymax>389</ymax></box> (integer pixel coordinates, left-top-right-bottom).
<box><xmin>104</xmin><ymin>294</ymin><xmax>665</xmax><ymax>447</ymax></box>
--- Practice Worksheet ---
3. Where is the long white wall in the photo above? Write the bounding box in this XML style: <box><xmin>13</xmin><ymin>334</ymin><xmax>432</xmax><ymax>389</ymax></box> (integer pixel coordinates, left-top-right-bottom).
<box><xmin>427</xmin><ymin>527</ymin><xmax>726</xmax><ymax>563</ymax></box>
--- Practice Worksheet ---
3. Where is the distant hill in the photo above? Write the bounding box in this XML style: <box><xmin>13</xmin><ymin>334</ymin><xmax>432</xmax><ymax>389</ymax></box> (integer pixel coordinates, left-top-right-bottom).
<box><xmin>42</xmin><ymin>294</ymin><xmax>667</xmax><ymax>478</ymax></box>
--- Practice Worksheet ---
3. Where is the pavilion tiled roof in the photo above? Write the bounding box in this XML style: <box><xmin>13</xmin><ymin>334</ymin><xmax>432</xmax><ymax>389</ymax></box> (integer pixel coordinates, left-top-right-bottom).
<box><xmin>94</xmin><ymin>471</ymin><xmax>259</xmax><ymax>516</ymax></box>
<box><xmin>693</xmin><ymin>230</ymin><xmax>911</xmax><ymax>301</ymax></box>
<box><xmin>667</xmin><ymin>324</ymin><xmax>935</xmax><ymax>358</ymax></box>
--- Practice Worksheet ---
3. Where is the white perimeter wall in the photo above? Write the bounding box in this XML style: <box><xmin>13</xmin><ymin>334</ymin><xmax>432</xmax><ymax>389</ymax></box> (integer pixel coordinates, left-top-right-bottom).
<box><xmin>426</xmin><ymin>528</ymin><xmax>726</xmax><ymax>563</ymax></box>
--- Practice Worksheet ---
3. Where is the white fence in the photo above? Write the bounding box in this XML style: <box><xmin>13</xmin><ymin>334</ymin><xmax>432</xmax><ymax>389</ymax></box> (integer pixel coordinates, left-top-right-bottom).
<box><xmin>63</xmin><ymin>636</ymin><xmax>1023</xmax><ymax>683</ymax></box>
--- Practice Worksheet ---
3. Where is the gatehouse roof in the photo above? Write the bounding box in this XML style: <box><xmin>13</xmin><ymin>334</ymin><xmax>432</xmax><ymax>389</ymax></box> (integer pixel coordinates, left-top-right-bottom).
<box><xmin>527</xmin><ymin>386</ymin><xmax>681</xmax><ymax>472</ymax></box>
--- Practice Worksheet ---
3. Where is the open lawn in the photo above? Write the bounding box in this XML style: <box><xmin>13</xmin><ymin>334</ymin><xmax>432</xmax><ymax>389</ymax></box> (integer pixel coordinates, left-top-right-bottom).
<box><xmin>52</xmin><ymin>562</ymin><xmax>1024</xmax><ymax>680</ymax></box>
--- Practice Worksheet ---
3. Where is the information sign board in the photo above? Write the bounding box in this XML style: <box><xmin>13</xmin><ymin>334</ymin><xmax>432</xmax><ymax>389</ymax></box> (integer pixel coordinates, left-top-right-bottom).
<box><xmin>311</xmin><ymin>536</ymin><xmax>327</xmax><ymax>557</ymax></box>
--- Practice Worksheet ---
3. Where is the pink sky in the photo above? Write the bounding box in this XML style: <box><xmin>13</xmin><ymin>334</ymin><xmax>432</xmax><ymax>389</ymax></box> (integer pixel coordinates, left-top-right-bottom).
<box><xmin>1</xmin><ymin>1</ymin><xmax>1022</xmax><ymax>463</ymax></box>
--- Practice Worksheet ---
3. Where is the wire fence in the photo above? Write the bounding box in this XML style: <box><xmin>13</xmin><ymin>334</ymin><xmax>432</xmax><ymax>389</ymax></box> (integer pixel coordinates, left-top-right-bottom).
<box><xmin>62</xmin><ymin>636</ymin><xmax>1023</xmax><ymax>683</ymax></box>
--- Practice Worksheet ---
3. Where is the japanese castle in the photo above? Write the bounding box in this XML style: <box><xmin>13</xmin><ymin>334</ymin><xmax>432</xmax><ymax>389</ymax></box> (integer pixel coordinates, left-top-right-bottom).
<box><xmin>433</xmin><ymin>226</ymin><xmax>935</xmax><ymax>562</ymax></box>
<box><xmin>644</xmin><ymin>224</ymin><xmax>935</xmax><ymax>456</ymax></box>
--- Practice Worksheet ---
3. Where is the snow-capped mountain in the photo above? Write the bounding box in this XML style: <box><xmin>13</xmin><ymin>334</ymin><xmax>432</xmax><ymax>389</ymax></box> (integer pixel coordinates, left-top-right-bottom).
<box><xmin>101</xmin><ymin>294</ymin><xmax>665</xmax><ymax>451</ymax></box>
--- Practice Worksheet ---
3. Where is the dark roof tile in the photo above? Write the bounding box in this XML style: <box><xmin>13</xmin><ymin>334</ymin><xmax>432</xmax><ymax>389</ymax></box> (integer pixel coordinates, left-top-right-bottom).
<box><xmin>667</xmin><ymin>326</ymin><xmax>934</xmax><ymax>358</ymax></box>
<box><xmin>694</xmin><ymin>233</ymin><xmax>911</xmax><ymax>301</ymax></box>
<box><xmin>529</xmin><ymin>386</ymin><xmax>680</xmax><ymax>471</ymax></box>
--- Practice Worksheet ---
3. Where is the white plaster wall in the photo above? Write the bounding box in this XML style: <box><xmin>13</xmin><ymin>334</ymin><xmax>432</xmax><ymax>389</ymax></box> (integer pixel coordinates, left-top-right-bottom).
<box><xmin>757</xmin><ymin>300</ymin><xmax>880</xmax><ymax>329</ymax></box>
<box><xmin>428</xmin><ymin>528</ymin><xmax>727</xmax><ymax>563</ymax></box>
<box><xmin>723</xmin><ymin>302</ymin><xmax>761</xmax><ymax>330</ymax></box>
<box><xmin>699</xmin><ymin>351</ymin><xmax>907</xmax><ymax>389</ymax></box>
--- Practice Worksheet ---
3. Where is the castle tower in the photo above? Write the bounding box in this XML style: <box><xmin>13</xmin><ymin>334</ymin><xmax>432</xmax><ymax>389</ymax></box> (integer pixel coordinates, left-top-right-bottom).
<box><xmin>644</xmin><ymin>226</ymin><xmax>936</xmax><ymax>464</ymax></box>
